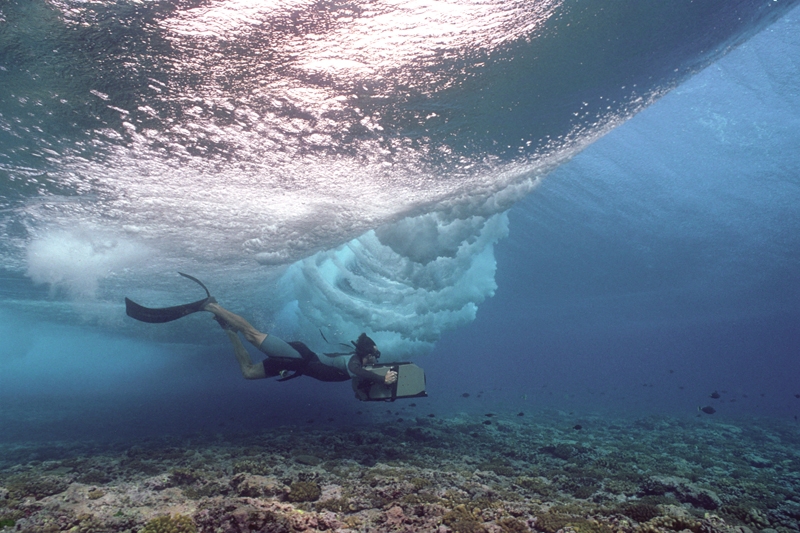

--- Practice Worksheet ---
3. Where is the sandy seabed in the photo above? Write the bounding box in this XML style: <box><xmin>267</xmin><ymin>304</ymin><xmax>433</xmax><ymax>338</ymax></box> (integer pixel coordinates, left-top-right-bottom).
<box><xmin>1</xmin><ymin>410</ymin><xmax>798</xmax><ymax>533</ymax></box>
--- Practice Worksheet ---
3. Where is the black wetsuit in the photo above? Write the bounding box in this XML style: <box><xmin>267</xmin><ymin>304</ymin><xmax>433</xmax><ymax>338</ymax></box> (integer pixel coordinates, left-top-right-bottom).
<box><xmin>262</xmin><ymin>342</ymin><xmax>387</xmax><ymax>385</ymax></box>
<box><xmin>262</xmin><ymin>342</ymin><xmax>350</xmax><ymax>382</ymax></box>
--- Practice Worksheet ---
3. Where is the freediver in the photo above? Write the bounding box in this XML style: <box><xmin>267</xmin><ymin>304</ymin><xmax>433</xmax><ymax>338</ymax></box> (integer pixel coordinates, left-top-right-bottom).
<box><xmin>203</xmin><ymin>300</ymin><xmax>398</xmax><ymax>388</ymax></box>
<box><xmin>124</xmin><ymin>273</ymin><xmax>409</xmax><ymax>399</ymax></box>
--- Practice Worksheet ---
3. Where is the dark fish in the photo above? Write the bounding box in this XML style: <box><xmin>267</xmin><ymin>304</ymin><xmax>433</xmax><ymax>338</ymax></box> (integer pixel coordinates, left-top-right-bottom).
<box><xmin>462</xmin><ymin>393</ymin><xmax>470</xmax><ymax>398</ymax></box>
<box><xmin>573</xmin><ymin>424</ymin><xmax>583</xmax><ymax>430</ymax></box>
<box><xmin>409</xmin><ymin>403</ymin><xmax>416</xmax><ymax>407</ymax></box>
<box><xmin>482</xmin><ymin>420</ymin><xmax>492</xmax><ymax>425</ymax></box>
<box><xmin>485</xmin><ymin>413</ymin><xmax>495</xmax><ymax>417</ymax></box>
<box><xmin>710</xmin><ymin>391</ymin><xmax>721</xmax><ymax>399</ymax></box>
<box><xmin>397</xmin><ymin>418</ymin><xmax>404</xmax><ymax>423</ymax></box>
<box><xmin>699</xmin><ymin>406</ymin><xmax>716</xmax><ymax>414</ymax></box>
<box><xmin>794</xmin><ymin>394</ymin><xmax>800</xmax><ymax>399</ymax></box>
<box><xmin>427</xmin><ymin>413</ymin><xmax>436</xmax><ymax>418</ymax></box>
<box><xmin>517</xmin><ymin>412</ymin><xmax>525</xmax><ymax>417</ymax></box>
<box><xmin>669</xmin><ymin>369</ymin><xmax>674</xmax><ymax>374</ymax></box>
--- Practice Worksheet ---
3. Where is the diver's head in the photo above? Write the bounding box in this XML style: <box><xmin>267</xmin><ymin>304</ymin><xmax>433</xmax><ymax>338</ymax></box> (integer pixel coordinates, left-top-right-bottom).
<box><xmin>355</xmin><ymin>333</ymin><xmax>380</xmax><ymax>362</ymax></box>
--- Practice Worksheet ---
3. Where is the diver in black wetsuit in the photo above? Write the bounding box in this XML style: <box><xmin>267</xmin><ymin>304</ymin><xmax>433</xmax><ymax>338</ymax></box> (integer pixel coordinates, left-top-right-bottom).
<box><xmin>203</xmin><ymin>301</ymin><xmax>397</xmax><ymax>390</ymax></box>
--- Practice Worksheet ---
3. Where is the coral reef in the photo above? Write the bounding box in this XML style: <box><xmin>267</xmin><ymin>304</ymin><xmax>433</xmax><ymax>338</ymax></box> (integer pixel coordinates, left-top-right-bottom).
<box><xmin>616</xmin><ymin>501</ymin><xmax>661</xmax><ymax>523</ymax></box>
<box><xmin>0</xmin><ymin>413</ymin><xmax>798</xmax><ymax>533</ymax></box>
<box><xmin>286</xmin><ymin>481</ymin><xmax>322</xmax><ymax>502</ymax></box>
<box><xmin>141</xmin><ymin>514</ymin><xmax>197</xmax><ymax>533</ymax></box>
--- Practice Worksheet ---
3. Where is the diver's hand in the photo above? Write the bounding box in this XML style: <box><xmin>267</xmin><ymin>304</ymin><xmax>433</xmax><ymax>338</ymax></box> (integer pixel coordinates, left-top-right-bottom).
<box><xmin>384</xmin><ymin>370</ymin><xmax>398</xmax><ymax>385</ymax></box>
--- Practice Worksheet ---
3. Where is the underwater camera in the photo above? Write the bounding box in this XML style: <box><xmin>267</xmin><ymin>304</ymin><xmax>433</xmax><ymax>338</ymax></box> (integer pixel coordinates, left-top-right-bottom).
<box><xmin>353</xmin><ymin>363</ymin><xmax>427</xmax><ymax>402</ymax></box>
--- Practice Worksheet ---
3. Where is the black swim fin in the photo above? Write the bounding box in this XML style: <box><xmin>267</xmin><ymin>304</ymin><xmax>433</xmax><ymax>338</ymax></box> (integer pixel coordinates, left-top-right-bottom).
<box><xmin>125</xmin><ymin>272</ymin><xmax>213</xmax><ymax>324</ymax></box>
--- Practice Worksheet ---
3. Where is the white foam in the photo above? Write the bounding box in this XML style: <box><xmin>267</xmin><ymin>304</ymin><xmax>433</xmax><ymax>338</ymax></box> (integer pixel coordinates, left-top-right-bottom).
<box><xmin>281</xmin><ymin>210</ymin><xmax>510</xmax><ymax>358</ymax></box>
<box><xmin>25</xmin><ymin>228</ymin><xmax>148</xmax><ymax>300</ymax></box>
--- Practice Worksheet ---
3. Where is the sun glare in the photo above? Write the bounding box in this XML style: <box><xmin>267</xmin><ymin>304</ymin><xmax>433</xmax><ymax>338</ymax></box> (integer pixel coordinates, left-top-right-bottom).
<box><xmin>163</xmin><ymin>0</ymin><xmax>561</xmax><ymax>78</ymax></box>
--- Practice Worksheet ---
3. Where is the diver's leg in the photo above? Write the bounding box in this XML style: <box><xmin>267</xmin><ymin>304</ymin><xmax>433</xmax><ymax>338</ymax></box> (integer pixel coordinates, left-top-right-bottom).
<box><xmin>258</xmin><ymin>334</ymin><xmax>303</xmax><ymax>359</ymax></box>
<box><xmin>225</xmin><ymin>329</ymin><xmax>267</xmax><ymax>379</ymax></box>
<box><xmin>204</xmin><ymin>302</ymin><xmax>267</xmax><ymax>347</ymax></box>
<box><xmin>206</xmin><ymin>302</ymin><xmax>303</xmax><ymax>360</ymax></box>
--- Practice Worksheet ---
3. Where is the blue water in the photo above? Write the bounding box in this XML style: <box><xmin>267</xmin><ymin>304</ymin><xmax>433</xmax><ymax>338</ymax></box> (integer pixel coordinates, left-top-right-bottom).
<box><xmin>1</xmin><ymin>0</ymin><xmax>800</xmax><ymax>443</ymax></box>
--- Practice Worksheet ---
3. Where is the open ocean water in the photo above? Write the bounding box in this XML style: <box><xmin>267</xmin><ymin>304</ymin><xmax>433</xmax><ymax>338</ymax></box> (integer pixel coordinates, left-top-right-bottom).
<box><xmin>1</xmin><ymin>1</ymin><xmax>800</xmax><ymax>532</ymax></box>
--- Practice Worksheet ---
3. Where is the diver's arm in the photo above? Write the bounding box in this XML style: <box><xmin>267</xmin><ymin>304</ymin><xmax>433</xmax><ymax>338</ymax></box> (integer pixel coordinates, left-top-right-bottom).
<box><xmin>348</xmin><ymin>357</ymin><xmax>398</xmax><ymax>385</ymax></box>
<box><xmin>225</xmin><ymin>329</ymin><xmax>267</xmax><ymax>380</ymax></box>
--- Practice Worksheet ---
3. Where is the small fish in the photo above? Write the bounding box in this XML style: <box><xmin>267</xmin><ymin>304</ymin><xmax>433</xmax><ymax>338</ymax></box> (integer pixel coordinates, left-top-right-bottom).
<box><xmin>517</xmin><ymin>412</ymin><xmax>525</xmax><ymax>417</ymax></box>
<box><xmin>573</xmin><ymin>424</ymin><xmax>583</xmax><ymax>430</ymax></box>
<box><xmin>699</xmin><ymin>406</ymin><xmax>716</xmax><ymax>415</ymax></box>
<box><xmin>710</xmin><ymin>391</ymin><xmax>721</xmax><ymax>399</ymax></box>
<box><xmin>669</xmin><ymin>369</ymin><xmax>674</xmax><ymax>374</ymax></box>
<box><xmin>462</xmin><ymin>393</ymin><xmax>470</xmax><ymax>398</ymax></box>
<box><xmin>482</xmin><ymin>420</ymin><xmax>492</xmax><ymax>425</ymax></box>
<box><xmin>397</xmin><ymin>418</ymin><xmax>404</xmax><ymax>423</ymax></box>
<box><xmin>794</xmin><ymin>394</ymin><xmax>800</xmax><ymax>399</ymax></box>
<box><xmin>427</xmin><ymin>413</ymin><xmax>436</xmax><ymax>418</ymax></box>
<box><xmin>409</xmin><ymin>403</ymin><xmax>416</xmax><ymax>407</ymax></box>
<box><xmin>485</xmin><ymin>413</ymin><xmax>495</xmax><ymax>417</ymax></box>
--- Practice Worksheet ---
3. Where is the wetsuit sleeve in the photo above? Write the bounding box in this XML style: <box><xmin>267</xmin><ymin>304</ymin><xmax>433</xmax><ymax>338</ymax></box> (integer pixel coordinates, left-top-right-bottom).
<box><xmin>347</xmin><ymin>356</ymin><xmax>385</xmax><ymax>384</ymax></box>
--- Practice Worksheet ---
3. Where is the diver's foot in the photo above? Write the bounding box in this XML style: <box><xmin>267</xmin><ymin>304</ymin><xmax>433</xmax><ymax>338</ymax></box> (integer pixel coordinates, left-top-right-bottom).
<box><xmin>202</xmin><ymin>297</ymin><xmax>218</xmax><ymax>312</ymax></box>
<box><xmin>279</xmin><ymin>370</ymin><xmax>291</xmax><ymax>379</ymax></box>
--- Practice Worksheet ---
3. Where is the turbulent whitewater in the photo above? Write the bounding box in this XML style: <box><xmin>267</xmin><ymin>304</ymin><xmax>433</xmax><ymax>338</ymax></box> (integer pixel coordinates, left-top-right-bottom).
<box><xmin>1</xmin><ymin>0</ymin><xmax>797</xmax><ymax>356</ymax></box>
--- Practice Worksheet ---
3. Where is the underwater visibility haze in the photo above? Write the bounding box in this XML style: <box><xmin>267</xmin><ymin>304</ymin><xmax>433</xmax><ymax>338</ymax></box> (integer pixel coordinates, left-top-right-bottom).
<box><xmin>3</xmin><ymin>3</ymin><xmax>800</xmax><ymax>532</ymax></box>
<box><xmin>1</xmin><ymin>0</ymin><xmax>800</xmax><ymax>441</ymax></box>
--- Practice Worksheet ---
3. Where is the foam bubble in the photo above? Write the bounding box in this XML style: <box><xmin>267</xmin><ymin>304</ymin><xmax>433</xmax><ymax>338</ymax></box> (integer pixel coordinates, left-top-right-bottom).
<box><xmin>283</xmin><ymin>210</ymin><xmax>509</xmax><ymax>358</ymax></box>
<box><xmin>25</xmin><ymin>228</ymin><xmax>148</xmax><ymax>300</ymax></box>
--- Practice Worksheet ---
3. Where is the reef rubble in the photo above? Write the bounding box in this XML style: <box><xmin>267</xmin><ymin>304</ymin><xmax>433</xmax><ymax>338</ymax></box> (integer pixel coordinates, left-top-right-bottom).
<box><xmin>1</xmin><ymin>412</ymin><xmax>798</xmax><ymax>533</ymax></box>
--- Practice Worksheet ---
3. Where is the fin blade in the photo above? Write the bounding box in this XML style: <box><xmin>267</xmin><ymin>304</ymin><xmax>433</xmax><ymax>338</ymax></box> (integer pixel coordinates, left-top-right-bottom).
<box><xmin>125</xmin><ymin>297</ymin><xmax>209</xmax><ymax>323</ymax></box>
